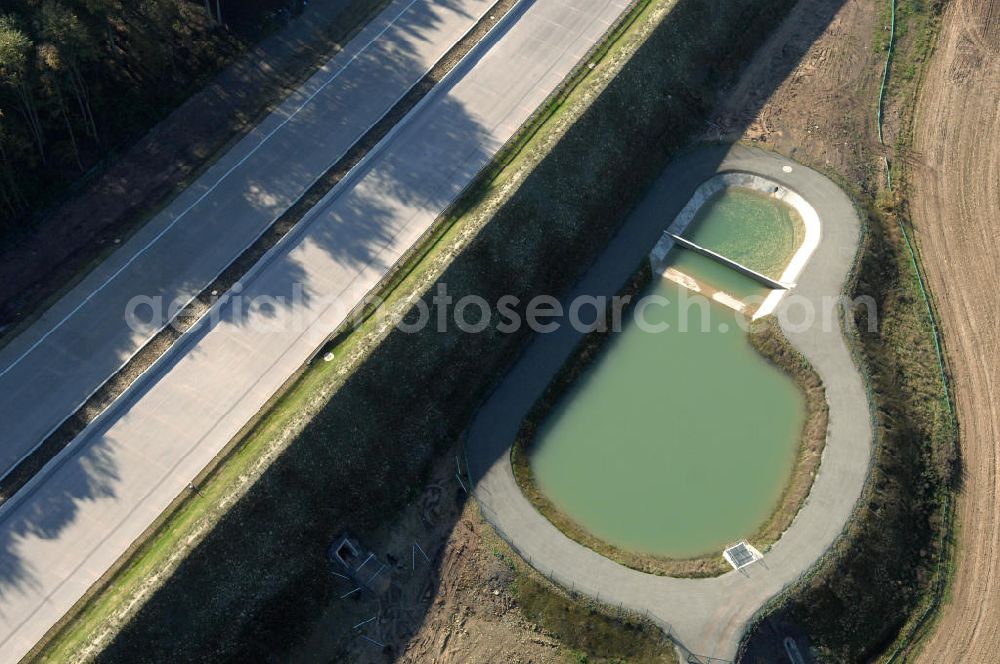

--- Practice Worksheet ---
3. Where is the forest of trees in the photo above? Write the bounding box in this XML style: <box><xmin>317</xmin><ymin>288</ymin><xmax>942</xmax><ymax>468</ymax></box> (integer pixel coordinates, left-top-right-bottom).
<box><xmin>0</xmin><ymin>0</ymin><xmax>300</xmax><ymax>235</ymax></box>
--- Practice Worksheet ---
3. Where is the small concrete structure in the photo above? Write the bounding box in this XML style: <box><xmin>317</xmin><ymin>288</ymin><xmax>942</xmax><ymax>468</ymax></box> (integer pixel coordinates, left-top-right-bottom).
<box><xmin>328</xmin><ymin>533</ymin><xmax>391</xmax><ymax>594</ymax></box>
<box><xmin>723</xmin><ymin>540</ymin><xmax>764</xmax><ymax>572</ymax></box>
<box><xmin>649</xmin><ymin>171</ymin><xmax>822</xmax><ymax>318</ymax></box>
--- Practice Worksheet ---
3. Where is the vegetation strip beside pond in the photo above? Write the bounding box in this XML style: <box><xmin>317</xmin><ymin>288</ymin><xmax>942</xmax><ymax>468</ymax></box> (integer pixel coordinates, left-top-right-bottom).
<box><xmin>511</xmin><ymin>264</ymin><xmax>828</xmax><ymax>578</ymax></box>
<box><xmin>740</xmin><ymin>193</ymin><xmax>956</xmax><ymax>663</ymax></box>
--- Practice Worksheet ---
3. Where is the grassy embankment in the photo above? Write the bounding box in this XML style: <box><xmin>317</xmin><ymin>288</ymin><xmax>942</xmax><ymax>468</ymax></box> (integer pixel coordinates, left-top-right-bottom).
<box><xmin>878</xmin><ymin>2</ymin><xmax>960</xmax><ymax>658</ymax></box>
<box><xmin>739</xmin><ymin>1</ymin><xmax>956</xmax><ymax>661</ymax></box>
<box><xmin>511</xmin><ymin>263</ymin><xmax>828</xmax><ymax>578</ymax></box>
<box><xmin>482</xmin><ymin>514</ymin><xmax>679</xmax><ymax>663</ymax></box>
<box><xmin>33</xmin><ymin>0</ymin><xmax>798</xmax><ymax>660</ymax></box>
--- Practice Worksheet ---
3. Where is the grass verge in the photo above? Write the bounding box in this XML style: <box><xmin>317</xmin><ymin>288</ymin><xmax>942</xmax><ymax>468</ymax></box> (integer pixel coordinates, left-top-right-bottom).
<box><xmin>746</xmin><ymin>315</ymin><xmax>829</xmax><ymax>553</ymax></box>
<box><xmin>511</xmin><ymin>265</ymin><xmax>828</xmax><ymax>578</ymax></box>
<box><xmin>32</xmin><ymin>0</ymin><xmax>799</xmax><ymax>659</ymax></box>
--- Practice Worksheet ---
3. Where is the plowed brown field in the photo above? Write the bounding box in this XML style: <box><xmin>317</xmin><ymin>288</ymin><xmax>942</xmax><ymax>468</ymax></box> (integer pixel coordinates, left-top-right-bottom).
<box><xmin>910</xmin><ymin>0</ymin><xmax>1000</xmax><ymax>659</ymax></box>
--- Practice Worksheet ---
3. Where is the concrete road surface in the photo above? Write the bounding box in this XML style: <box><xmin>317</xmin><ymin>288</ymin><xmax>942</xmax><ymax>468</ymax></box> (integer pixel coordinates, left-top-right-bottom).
<box><xmin>465</xmin><ymin>145</ymin><xmax>872</xmax><ymax>662</ymax></box>
<box><xmin>0</xmin><ymin>0</ymin><xmax>630</xmax><ymax>658</ymax></box>
<box><xmin>0</xmin><ymin>0</ymin><xmax>502</xmax><ymax>475</ymax></box>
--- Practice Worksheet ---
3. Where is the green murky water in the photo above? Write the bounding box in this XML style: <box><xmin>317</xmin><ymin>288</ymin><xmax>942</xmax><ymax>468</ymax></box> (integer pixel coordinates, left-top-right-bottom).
<box><xmin>529</xmin><ymin>274</ymin><xmax>804</xmax><ymax>558</ymax></box>
<box><xmin>682</xmin><ymin>188</ymin><xmax>804</xmax><ymax>279</ymax></box>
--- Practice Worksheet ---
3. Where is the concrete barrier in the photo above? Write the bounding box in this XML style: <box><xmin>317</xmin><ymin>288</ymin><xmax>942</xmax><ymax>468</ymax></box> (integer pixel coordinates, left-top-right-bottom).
<box><xmin>667</xmin><ymin>233</ymin><xmax>789</xmax><ymax>290</ymax></box>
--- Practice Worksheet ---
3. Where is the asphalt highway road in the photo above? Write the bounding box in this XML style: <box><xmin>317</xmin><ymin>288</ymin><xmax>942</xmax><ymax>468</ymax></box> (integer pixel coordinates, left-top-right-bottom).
<box><xmin>466</xmin><ymin>145</ymin><xmax>872</xmax><ymax>662</ymax></box>
<box><xmin>0</xmin><ymin>0</ymin><xmax>630</xmax><ymax>659</ymax></box>
<box><xmin>0</xmin><ymin>0</ymin><xmax>500</xmax><ymax>476</ymax></box>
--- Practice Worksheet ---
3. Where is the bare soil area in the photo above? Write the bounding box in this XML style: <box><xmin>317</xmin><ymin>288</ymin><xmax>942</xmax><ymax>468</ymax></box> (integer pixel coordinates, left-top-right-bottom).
<box><xmin>393</xmin><ymin>511</ymin><xmax>567</xmax><ymax>664</ymax></box>
<box><xmin>283</xmin><ymin>447</ymin><xmax>672</xmax><ymax>663</ymax></box>
<box><xmin>709</xmin><ymin>0</ymin><xmax>880</xmax><ymax>184</ymax></box>
<box><xmin>908</xmin><ymin>0</ymin><xmax>1000</xmax><ymax>659</ymax></box>
<box><xmin>281</xmin><ymin>451</ymin><xmax>568</xmax><ymax>663</ymax></box>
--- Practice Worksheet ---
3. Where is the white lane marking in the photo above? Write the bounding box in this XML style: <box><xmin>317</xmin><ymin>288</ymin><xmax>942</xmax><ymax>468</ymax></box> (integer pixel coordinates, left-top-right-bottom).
<box><xmin>0</xmin><ymin>0</ymin><xmax>433</xmax><ymax>380</ymax></box>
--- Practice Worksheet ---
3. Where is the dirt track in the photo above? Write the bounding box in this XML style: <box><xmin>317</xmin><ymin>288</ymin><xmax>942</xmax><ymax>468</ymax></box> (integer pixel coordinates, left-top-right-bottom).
<box><xmin>909</xmin><ymin>0</ymin><xmax>1000</xmax><ymax>659</ymax></box>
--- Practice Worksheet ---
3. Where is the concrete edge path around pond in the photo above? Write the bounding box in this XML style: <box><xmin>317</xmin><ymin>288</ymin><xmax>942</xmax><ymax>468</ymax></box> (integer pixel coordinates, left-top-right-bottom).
<box><xmin>464</xmin><ymin>144</ymin><xmax>872</xmax><ymax>662</ymax></box>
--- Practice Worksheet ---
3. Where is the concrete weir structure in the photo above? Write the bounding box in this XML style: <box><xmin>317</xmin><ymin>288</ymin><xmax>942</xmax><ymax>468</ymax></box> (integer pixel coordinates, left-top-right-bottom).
<box><xmin>466</xmin><ymin>146</ymin><xmax>872</xmax><ymax>662</ymax></box>
<box><xmin>665</xmin><ymin>232</ymin><xmax>789</xmax><ymax>290</ymax></box>
<box><xmin>650</xmin><ymin>171</ymin><xmax>821</xmax><ymax>318</ymax></box>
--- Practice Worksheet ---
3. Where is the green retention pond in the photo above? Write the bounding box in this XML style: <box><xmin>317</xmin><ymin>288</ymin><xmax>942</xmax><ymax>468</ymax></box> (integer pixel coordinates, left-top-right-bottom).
<box><xmin>526</xmin><ymin>186</ymin><xmax>810</xmax><ymax>559</ymax></box>
<box><xmin>682</xmin><ymin>187</ymin><xmax>805</xmax><ymax>279</ymax></box>
<box><xmin>528</xmin><ymin>277</ymin><xmax>804</xmax><ymax>558</ymax></box>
